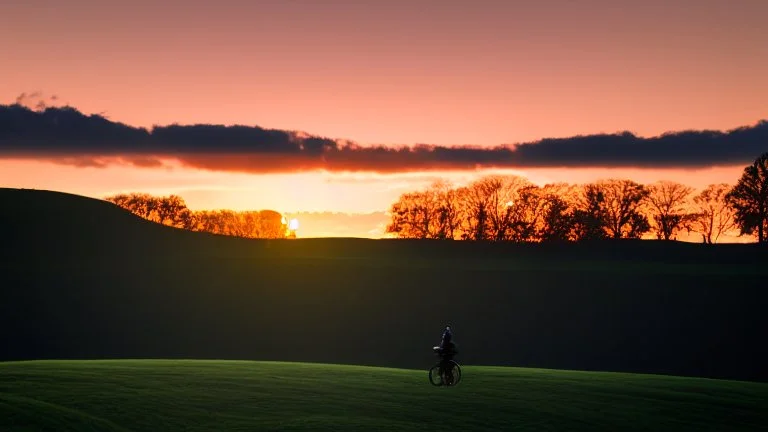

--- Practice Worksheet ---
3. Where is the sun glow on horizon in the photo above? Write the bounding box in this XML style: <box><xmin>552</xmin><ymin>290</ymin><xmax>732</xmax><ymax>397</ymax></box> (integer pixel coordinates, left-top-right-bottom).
<box><xmin>0</xmin><ymin>159</ymin><xmax>749</xmax><ymax>214</ymax></box>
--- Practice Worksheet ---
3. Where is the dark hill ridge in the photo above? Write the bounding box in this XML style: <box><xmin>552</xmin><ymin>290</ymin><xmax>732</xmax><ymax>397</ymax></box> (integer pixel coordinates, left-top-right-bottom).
<box><xmin>2</xmin><ymin>188</ymin><xmax>765</xmax><ymax>264</ymax></box>
<box><xmin>1</xmin><ymin>188</ymin><xmax>206</xmax><ymax>258</ymax></box>
<box><xmin>0</xmin><ymin>188</ymin><xmax>766</xmax><ymax>382</ymax></box>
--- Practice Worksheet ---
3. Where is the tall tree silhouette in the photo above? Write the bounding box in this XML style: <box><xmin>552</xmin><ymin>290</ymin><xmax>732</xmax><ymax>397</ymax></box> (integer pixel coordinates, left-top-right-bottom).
<box><xmin>572</xmin><ymin>185</ymin><xmax>609</xmax><ymax>241</ymax></box>
<box><xmin>506</xmin><ymin>185</ymin><xmax>547</xmax><ymax>242</ymax></box>
<box><xmin>646</xmin><ymin>181</ymin><xmax>694</xmax><ymax>240</ymax></box>
<box><xmin>158</xmin><ymin>195</ymin><xmax>195</xmax><ymax>229</ymax></box>
<box><xmin>539</xmin><ymin>184</ymin><xmax>577</xmax><ymax>242</ymax></box>
<box><xmin>464</xmin><ymin>175</ymin><xmax>533</xmax><ymax>241</ymax></box>
<box><xmin>386</xmin><ymin>186</ymin><xmax>444</xmax><ymax>239</ymax></box>
<box><xmin>456</xmin><ymin>180</ymin><xmax>492</xmax><ymax>241</ymax></box>
<box><xmin>690</xmin><ymin>184</ymin><xmax>737</xmax><ymax>244</ymax></box>
<box><xmin>726</xmin><ymin>152</ymin><xmax>768</xmax><ymax>243</ymax></box>
<box><xmin>430</xmin><ymin>180</ymin><xmax>463</xmax><ymax>239</ymax></box>
<box><xmin>574</xmin><ymin>180</ymin><xmax>649</xmax><ymax>239</ymax></box>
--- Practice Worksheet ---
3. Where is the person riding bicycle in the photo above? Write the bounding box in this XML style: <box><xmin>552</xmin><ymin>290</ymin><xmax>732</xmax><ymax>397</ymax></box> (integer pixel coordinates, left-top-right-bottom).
<box><xmin>435</xmin><ymin>326</ymin><xmax>457</xmax><ymax>384</ymax></box>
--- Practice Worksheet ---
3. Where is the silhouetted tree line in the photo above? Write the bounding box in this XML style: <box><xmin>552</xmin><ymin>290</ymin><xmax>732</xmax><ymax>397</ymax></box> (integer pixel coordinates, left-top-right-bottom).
<box><xmin>387</xmin><ymin>153</ymin><xmax>768</xmax><ymax>244</ymax></box>
<box><xmin>105</xmin><ymin>193</ymin><xmax>289</xmax><ymax>239</ymax></box>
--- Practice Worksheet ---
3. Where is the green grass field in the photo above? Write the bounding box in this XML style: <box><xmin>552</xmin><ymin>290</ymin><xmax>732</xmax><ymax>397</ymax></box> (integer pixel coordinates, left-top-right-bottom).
<box><xmin>1</xmin><ymin>360</ymin><xmax>765</xmax><ymax>431</ymax></box>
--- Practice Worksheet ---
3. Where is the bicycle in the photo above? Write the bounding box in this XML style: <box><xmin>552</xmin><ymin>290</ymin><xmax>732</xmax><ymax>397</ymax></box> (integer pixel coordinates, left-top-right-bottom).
<box><xmin>429</xmin><ymin>346</ymin><xmax>462</xmax><ymax>387</ymax></box>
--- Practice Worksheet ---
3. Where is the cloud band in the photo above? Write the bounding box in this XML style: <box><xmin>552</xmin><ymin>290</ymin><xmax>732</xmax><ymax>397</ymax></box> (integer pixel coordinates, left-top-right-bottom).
<box><xmin>2</xmin><ymin>104</ymin><xmax>766</xmax><ymax>173</ymax></box>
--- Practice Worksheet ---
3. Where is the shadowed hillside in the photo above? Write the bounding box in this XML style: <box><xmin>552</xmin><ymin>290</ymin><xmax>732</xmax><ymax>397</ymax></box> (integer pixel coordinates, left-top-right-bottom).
<box><xmin>1</xmin><ymin>188</ymin><xmax>767</xmax><ymax>382</ymax></box>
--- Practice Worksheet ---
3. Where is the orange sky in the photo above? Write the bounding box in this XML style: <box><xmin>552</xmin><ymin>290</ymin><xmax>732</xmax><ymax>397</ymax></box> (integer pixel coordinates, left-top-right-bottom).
<box><xmin>0</xmin><ymin>158</ymin><xmax>748</xmax><ymax>213</ymax></box>
<box><xmin>1</xmin><ymin>0</ymin><xmax>767</xmax><ymax>238</ymax></box>
<box><xmin>3</xmin><ymin>1</ymin><xmax>767</xmax><ymax>145</ymax></box>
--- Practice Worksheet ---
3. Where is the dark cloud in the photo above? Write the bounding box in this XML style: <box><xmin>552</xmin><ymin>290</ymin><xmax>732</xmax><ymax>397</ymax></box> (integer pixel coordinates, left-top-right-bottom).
<box><xmin>1</xmin><ymin>104</ymin><xmax>766</xmax><ymax>173</ymax></box>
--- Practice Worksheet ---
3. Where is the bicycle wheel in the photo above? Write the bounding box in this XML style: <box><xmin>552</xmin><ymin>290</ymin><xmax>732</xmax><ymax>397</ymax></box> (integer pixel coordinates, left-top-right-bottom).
<box><xmin>444</xmin><ymin>361</ymin><xmax>462</xmax><ymax>386</ymax></box>
<box><xmin>428</xmin><ymin>363</ymin><xmax>443</xmax><ymax>386</ymax></box>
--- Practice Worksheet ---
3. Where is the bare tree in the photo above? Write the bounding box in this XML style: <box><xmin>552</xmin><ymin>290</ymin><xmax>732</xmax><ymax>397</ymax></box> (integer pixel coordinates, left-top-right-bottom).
<box><xmin>157</xmin><ymin>195</ymin><xmax>194</xmax><ymax>229</ymax></box>
<box><xmin>430</xmin><ymin>180</ymin><xmax>463</xmax><ymax>240</ymax></box>
<box><xmin>646</xmin><ymin>181</ymin><xmax>694</xmax><ymax>240</ymax></box>
<box><xmin>575</xmin><ymin>180</ymin><xmax>649</xmax><ymax>239</ymax></box>
<box><xmin>506</xmin><ymin>185</ymin><xmax>547</xmax><ymax>242</ymax></box>
<box><xmin>106</xmin><ymin>192</ymin><xmax>158</xmax><ymax>221</ymax></box>
<box><xmin>238</xmin><ymin>211</ymin><xmax>260</xmax><ymax>238</ymax></box>
<box><xmin>572</xmin><ymin>184</ymin><xmax>609</xmax><ymax>241</ymax></box>
<box><xmin>385</xmin><ymin>185</ymin><xmax>444</xmax><ymax>239</ymax></box>
<box><xmin>690</xmin><ymin>184</ymin><xmax>738</xmax><ymax>244</ymax></box>
<box><xmin>192</xmin><ymin>210</ymin><xmax>222</xmax><ymax>234</ymax></box>
<box><xmin>726</xmin><ymin>152</ymin><xmax>768</xmax><ymax>243</ymax></box>
<box><xmin>107</xmin><ymin>193</ymin><xmax>287</xmax><ymax>238</ymax></box>
<box><xmin>537</xmin><ymin>184</ymin><xmax>577</xmax><ymax>242</ymax></box>
<box><xmin>456</xmin><ymin>181</ymin><xmax>492</xmax><ymax>241</ymax></box>
<box><xmin>386</xmin><ymin>192</ymin><xmax>429</xmax><ymax>239</ymax></box>
<box><xmin>461</xmin><ymin>175</ymin><xmax>532</xmax><ymax>241</ymax></box>
<box><xmin>540</xmin><ymin>195</ymin><xmax>574</xmax><ymax>242</ymax></box>
<box><xmin>541</xmin><ymin>182</ymin><xmax>581</xmax><ymax>209</ymax></box>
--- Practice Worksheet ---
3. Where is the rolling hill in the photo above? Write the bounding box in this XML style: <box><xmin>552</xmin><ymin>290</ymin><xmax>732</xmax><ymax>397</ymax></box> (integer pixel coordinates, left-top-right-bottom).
<box><xmin>1</xmin><ymin>188</ymin><xmax>767</xmax><ymax>382</ymax></box>
<box><xmin>1</xmin><ymin>360</ymin><xmax>766</xmax><ymax>431</ymax></box>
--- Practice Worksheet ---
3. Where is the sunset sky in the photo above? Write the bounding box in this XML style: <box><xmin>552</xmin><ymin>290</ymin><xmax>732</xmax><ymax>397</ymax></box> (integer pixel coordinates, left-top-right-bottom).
<box><xmin>1</xmin><ymin>0</ymin><xmax>767</xmax><ymax>237</ymax></box>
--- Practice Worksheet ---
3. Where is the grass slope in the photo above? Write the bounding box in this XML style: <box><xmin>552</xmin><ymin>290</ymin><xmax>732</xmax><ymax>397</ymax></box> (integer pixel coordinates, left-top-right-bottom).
<box><xmin>1</xmin><ymin>360</ymin><xmax>766</xmax><ymax>431</ymax></box>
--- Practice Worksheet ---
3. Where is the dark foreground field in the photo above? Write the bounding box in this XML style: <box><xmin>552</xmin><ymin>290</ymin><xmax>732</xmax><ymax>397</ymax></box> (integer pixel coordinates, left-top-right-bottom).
<box><xmin>1</xmin><ymin>188</ymin><xmax>767</xmax><ymax>382</ymax></box>
<box><xmin>1</xmin><ymin>360</ymin><xmax>766</xmax><ymax>431</ymax></box>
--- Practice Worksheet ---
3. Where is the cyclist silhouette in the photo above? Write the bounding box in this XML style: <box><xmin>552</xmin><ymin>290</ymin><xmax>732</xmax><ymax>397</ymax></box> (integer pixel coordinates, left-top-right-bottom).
<box><xmin>435</xmin><ymin>325</ymin><xmax>457</xmax><ymax>384</ymax></box>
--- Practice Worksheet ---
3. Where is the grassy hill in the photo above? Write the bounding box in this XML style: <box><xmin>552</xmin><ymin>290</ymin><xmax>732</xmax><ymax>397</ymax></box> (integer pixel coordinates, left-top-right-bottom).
<box><xmin>1</xmin><ymin>188</ymin><xmax>767</xmax><ymax>382</ymax></box>
<box><xmin>1</xmin><ymin>360</ymin><xmax>766</xmax><ymax>431</ymax></box>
